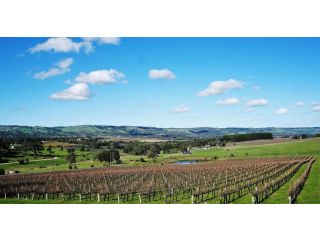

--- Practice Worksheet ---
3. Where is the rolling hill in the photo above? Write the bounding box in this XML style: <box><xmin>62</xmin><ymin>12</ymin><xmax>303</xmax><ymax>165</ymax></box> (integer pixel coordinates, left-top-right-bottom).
<box><xmin>0</xmin><ymin>125</ymin><xmax>319</xmax><ymax>139</ymax></box>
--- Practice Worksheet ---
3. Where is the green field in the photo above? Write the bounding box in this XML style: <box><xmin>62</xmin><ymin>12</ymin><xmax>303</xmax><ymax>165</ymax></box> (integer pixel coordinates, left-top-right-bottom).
<box><xmin>1</xmin><ymin>137</ymin><xmax>319</xmax><ymax>204</ymax></box>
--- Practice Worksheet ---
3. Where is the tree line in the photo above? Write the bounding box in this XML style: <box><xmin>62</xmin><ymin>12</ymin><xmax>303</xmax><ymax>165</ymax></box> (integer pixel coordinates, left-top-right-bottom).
<box><xmin>222</xmin><ymin>133</ymin><xmax>273</xmax><ymax>142</ymax></box>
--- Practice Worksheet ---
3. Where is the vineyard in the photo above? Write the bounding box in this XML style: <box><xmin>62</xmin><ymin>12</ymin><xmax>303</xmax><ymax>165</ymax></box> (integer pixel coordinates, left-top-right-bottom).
<box><xmin>0</xmin><ymin>156</ymin><xmax>315</xmax><ymax>204</ymax></box>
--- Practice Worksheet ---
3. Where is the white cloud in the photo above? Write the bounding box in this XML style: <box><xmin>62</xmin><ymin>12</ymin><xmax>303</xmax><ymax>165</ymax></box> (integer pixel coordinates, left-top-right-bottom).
<box><xmin>217</xmin><ymin>97</ymin><xmax>240</xmax><ymax>105</ymax></box>
<box><xmin>244</xmin><ymin>107</ymin><xmax>254</xmax><ymax>112</ymax></box>
<box><xmin>293</xmin><ymin>101</ymin><xmax>305</xmax><ymax>107</ymax></box>
<box><xmin>64</xmin><ymin>79</ymin><xmax>73</xmax><ymax>84</ymax></box>
<box><xmin>198</xmin><ymin>79</ymin><xmax>243</xmax><ymax>96</ymax></box>
<box><xmin>311</xmin><ymin>102</ymin><xmax>320</xmax><ymax>112</ymax></box>
<box><xmin>30</xmin><ymin>37</ymin><xmax>121</xmax><ymax>54</ymax></box>
<box><xmin>50</xmin><ymin>83</ymin><xmax>90</xmax><ymax>100</ymax></box>
<box><xmin>311</xmin><ymin>101</ymin><xmax>320</xmax><ymax>106</ymax></box>
<box><xmin>35</xmin><ymin>68</ymin><xmax>68</xmax><ymax>80</ymax></box>
<box><xmin>57</xmin><ymin>58</ymin><xmax>73</xmax><ymax>69</ymax></box>
<box><xmin>149</xmin><ymin>69</ymin><xmax>176</xmax><ymax>80</ymax></box>
<box><xmin>75</xmin><ymin>69</ymin><xmax>126</xmax><ymax>84</ymax></box>
<box><xmin>312</xmin><ymin>106</ymin><xmax>320</xmax><ymax>112</ymax></box>
<box><xmin>83</xmin><ymin>37</ymin><xmax>120</xmax><ymax>45</ymax></box>
<box><xmin>275</xmin><ymin>108</ymin><xmax>289</xmax><ymax>114</ymax></box>
<box><xmin>34</xmin><ymin>58</ymin><xmax>73</xmax><ymax>79</ymax></box>
<box><xmin>246</xmin><ymin>98</ymin><xmax>268</xmax><ymax>107</ymax></box>
<box><xmin>29</xmin><ymin>38</ymin><xmax>92</xmax><ymax>54</ymax></box>
<box><xmin>171</xmin><ymin>105</ymin><xmax>190</xmax><ymax>113</ymax></box>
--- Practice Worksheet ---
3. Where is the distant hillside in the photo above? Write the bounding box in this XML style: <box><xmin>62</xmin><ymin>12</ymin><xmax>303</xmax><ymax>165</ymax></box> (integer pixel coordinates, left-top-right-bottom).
<box><xmin>0</xmin><ymin>125</ymin><xmax>319</xmax><ymax>139</ymax></box>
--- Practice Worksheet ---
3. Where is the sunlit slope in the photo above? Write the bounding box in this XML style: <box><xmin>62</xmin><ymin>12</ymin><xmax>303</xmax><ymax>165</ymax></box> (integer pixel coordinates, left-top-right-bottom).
<box><xmin>191</xmin><ymin>137</ymin><xmax>320</xmax><ymax>158</ymax></box>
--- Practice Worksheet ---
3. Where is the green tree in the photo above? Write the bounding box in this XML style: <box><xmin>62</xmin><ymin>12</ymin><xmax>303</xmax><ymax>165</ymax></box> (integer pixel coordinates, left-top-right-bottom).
<box><xmin>97</xmin><ymin>149</ymin><xmax>121</xmax><ymax>165</ymax></box>
<box><xmin>67</xmin><ymin>148</ymin><xmax>75</xmax><ymax>153</ymax></box>
<box><xmin>66</xmin><ymin>152</ymin><xmax>76</xmax><ymax>168</ymax></box>
<box><xmin>47</xmin><ymin>145</ymin><xmax>53</xmax><ymax>153</ymax></box>
<box><xmin>110</xmin><ymin>149</ymin><xmax>121</xmax><ymax>164</ymax></box>
<box><xmin>22</xmin><ymin>139</ymin><xmax>44</xmax><ymax>157</ymax></box>
<box><xmin>147</xmin><ymin>144</ymin><xmax>160</xmax><ymax>159</ymax></box>
<box><xmin>0</xmin><ymin>140</ymin><xmax>10</xmax><ymax>161</ymax></box>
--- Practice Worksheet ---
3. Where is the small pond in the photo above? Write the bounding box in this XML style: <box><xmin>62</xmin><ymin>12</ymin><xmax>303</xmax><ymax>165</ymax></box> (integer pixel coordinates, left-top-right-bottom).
<box><xmin>174</xmin><ymin>160</ymin><xmax>200</xmax><ymax>165</ymax></box>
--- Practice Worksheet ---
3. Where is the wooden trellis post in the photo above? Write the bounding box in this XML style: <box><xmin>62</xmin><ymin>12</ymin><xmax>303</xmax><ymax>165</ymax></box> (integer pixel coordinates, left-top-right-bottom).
<box><xmin>97</xmin><ymin>193</ymin><xmax>100</xmax><ymax>203</ymax></box>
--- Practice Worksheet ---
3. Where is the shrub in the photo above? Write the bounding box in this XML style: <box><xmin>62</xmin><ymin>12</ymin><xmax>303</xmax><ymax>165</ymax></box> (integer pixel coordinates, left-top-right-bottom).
<box><xmin>67</xmin><ymin>148</ymin><xmax>75</xmax><ymax>153</ymax></box>
<box><xmin>18</xmin><ymin>159</ymin><xmax>26</xmax><ymax>165</ymax></box>
<box><xmin>68</xmin><ymin>165</ymin><xmax>72</xmax><ymax>169</ymax></box>
<box><xmin>91</xmin><ymin>165</ymin><xmax>94</xmax><ymax>168</ymax></box>
<box><xmin>0</xmin><ymin>168</ymin><xmax>5</xmax><ymax>175</ymax></box>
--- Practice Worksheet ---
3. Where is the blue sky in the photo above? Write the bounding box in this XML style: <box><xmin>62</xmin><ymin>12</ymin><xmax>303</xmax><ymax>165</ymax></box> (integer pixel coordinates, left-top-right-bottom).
<box><xmin>1</xmin><ymin>37</ymin><xmax>320</xmax><ymax>128</ymax></box>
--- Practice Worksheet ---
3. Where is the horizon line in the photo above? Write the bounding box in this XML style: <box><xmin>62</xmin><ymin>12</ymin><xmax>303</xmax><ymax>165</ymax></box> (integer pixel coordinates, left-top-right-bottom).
<box><xmin>1</xmin><ymin>124</ymin><xmax>320</xmax><ymax>129</ymax></box>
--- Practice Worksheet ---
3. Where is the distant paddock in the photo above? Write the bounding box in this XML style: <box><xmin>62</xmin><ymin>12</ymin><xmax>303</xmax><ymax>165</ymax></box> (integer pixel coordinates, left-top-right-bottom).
<box><xmin>227</xmin><ymin>138</ymin><xmax>299</xmax><ymax>147</ymax></box>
